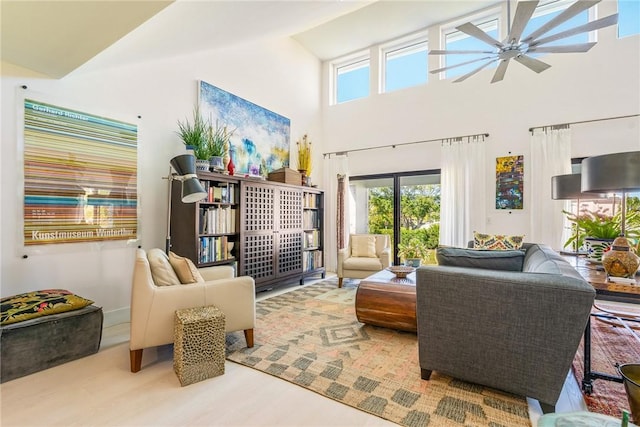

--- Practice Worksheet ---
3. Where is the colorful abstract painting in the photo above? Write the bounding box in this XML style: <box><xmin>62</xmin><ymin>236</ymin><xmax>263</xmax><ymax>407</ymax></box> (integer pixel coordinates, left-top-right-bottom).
<box><xmin>199</xmin><ymin>81</ymin><xmax>290</xmax><ymax>175</ymax></box>
<box><xmin>496</xmin><ymin>155</ymin><xmax>524</xmax><ymax>210</ymax></box>
<box><xmin>23</xmin><ymin>99</ymin><xmax>138</xmax><ymax>245</ymax></box>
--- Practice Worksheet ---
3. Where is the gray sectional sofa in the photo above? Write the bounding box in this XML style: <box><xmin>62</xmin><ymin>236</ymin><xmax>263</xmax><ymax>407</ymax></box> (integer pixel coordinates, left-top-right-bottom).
<box><xmin>416</xmin><ymin>243</ymin><xmax>595</xmax><ymax>412</ymax></box>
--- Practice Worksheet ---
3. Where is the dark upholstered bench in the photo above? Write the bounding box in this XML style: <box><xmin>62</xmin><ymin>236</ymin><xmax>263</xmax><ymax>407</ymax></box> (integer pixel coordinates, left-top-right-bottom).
<box><xmin>1</xmin><ymin>305</ymin><xmax>103</xmax><ymax>383</ymax></box>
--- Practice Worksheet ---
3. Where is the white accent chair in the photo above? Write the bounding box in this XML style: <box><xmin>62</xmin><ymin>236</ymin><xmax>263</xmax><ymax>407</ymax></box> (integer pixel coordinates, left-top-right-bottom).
<box><xmin>337</xmin><ymin>234</ymin><xmax>391</xmax><ymax>287</ymax></box>
<box><xmin>129</xmin><ymin>248</ymin><xmax>255</xmax><ymax>372</ymax></box>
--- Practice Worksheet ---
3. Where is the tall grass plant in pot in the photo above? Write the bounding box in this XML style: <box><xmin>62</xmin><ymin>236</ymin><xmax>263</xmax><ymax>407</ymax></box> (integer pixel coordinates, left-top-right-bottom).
<box><xmin>177</xmin><ymin>105</ymin><xmax>210</xmax><ymax>171</ymax></box>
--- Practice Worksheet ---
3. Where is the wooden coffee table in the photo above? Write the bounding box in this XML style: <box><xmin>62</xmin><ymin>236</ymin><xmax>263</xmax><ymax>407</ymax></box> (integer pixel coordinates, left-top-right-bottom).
<box><xmin>355</xmin><ymin>269</ymin><xmax>417</xmax><ymax>333</ymax></box>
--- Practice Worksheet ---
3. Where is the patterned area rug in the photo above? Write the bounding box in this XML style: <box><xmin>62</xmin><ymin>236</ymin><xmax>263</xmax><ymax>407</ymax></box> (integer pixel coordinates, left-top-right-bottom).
<box><xmin>571</xmin><ymin>302</ymin><xmax>640</xmax><ymax>421</ymax></box>
<box><xmin>226</xmin><ymin>280</ymin><xmax>531</xmax><ymax>427</ymax></box>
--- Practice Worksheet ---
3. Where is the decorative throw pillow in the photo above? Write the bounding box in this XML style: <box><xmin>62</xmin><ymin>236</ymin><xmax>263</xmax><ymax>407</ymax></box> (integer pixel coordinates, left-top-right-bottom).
<box><xmin>436</xmin><ymin>247</ymin><xmax>525</xmax><ymax>271</ymax></box>
<box><xmin>169</xmin><ymin>251</ymin><xmax>204</xmax><ymax>284</ymax></box>
<box><xmin>147</xmin><ymin>248</ymin><xmax>181</xmax><ymax>286</ymax></box>
<box><xmin>351</xmin><ymin>235</ymin><xmax>377</xmax><ymax>258</ymax></box>
<box><xmin>473</xmin><ymin>231</ymin><xmax>524</xmax><ymax>250</ymax></box>
<box><xmin>1</xmin><ymin>289</ymin><xmax>94</xmax><ymax>326</ymax></box>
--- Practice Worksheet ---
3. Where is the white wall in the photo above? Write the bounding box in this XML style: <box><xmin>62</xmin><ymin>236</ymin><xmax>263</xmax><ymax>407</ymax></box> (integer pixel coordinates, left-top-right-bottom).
<box><xmin>321</xmin><ymin>2</ymin><xmax>640</xmax><ymax>240</ymax></box>
<box><xmin>1</xmin><ymin>38</ymin><xmax>322</xmax><ymax>325</ymax></box>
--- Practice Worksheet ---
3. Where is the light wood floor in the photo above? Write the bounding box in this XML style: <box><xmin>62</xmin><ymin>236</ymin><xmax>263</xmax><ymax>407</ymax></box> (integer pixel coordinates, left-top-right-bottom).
<box><xmin>1</xmin><ymin>275</ymin><xmax>602</xmax><ymax>427</ymax></box>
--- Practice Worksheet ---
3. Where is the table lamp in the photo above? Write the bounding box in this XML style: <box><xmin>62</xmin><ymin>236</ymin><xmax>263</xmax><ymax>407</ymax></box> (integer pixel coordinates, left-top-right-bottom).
<box><xmin>581</xmin><ymin>151</ymin><xmax>640</xmax><ymax>279</ymax></box>
<box><xmin>165</xmin><ymin>154</ymin><xmax>207</xmax><ymax>253</ymax></box>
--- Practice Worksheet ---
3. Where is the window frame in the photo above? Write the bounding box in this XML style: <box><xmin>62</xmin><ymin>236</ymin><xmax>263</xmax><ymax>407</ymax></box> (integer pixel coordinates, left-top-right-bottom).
<box><xmin>438</xmin><ymin>9</ymin><xmax>502</xmax><ymax>81</ymax></box>
<box><xmin>331</xmin><ymin>51</ymin><xmax>371</xmax><ymax>105</ymax></box>
<box><xmin>379</xmin><ymin>32</ymin><xmax>429</xmax><ymax>94</ymax></box>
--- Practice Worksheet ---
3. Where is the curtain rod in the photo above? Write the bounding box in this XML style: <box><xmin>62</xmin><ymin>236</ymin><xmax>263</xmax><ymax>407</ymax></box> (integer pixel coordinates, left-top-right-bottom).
<box><xmin>322</xmin><ymin>132</ymin><xmax>489</xmax><ymax>158</ymax></box>
<box><xmin>529</xmin><ymin>113</ymin><xmax>640</xmax><ymax>133</ymax></box>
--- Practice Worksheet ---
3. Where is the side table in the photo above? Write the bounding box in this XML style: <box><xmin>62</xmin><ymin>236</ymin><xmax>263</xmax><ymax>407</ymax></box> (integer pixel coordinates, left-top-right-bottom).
<box><xmin>174</xmin><ymin>305</ymin><xmax>226</xmax><ymax>386</ymax></box>
<box><xmin>568</xmin><ymin>256</ymin><xmax>640</xmax><ymax>394</ymax></box>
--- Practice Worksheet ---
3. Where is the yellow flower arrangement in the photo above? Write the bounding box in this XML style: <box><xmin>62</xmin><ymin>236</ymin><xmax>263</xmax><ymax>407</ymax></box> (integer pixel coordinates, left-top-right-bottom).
<box><xmin>297</xmin><ymin>134</ymin><xmax>312</xmax><ymax>176</ymax></box>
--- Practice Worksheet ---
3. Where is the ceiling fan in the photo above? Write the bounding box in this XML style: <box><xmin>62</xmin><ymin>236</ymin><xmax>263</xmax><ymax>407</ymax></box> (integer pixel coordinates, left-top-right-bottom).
<box><xmin>429</xmin><ymin>0</ymin><xmax>618</xmax><ymax>83</ymax></box>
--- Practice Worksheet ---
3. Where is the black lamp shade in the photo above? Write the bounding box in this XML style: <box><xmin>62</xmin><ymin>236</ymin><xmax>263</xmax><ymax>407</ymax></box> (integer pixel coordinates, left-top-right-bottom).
<box><xmin>581</xmin><ymin>151</ymin><xmax>640</xmax><ymax>192</ymax></box>
<box><xmin>552</xmin><ymin>173</ymin><xmax>606</xmax><ymax>200</ymax></box>
<box><xmin>170</xmin><ymin>154</ymin><xmax>196</xmax><ymax>176</ymax></box>
<box><xmin>181</xmin><ymin>177</ymin><xmax>207</xmax><ymax>203</ymax></box>
<box><xmin>170</xmin><ymin>154</ymin><xmax>207</xmax><ymax>203</ymax></box>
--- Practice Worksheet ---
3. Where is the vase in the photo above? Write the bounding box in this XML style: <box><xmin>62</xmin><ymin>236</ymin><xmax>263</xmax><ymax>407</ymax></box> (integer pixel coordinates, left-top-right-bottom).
<box><xmin>584</xmin><ymin>238</ymin><xmax>614</xmax><ymax>264</ymax></box>
<box><xmin>298</xmin><ymin>170</ymin><xmax>307</xmax><ymax>186</ymax></box>
<box><xmin>195</xmin><ymin>159</ymin><xmax>209</xmax><ymax>171</ymax></box>
<box><xmin>602</xmin><ymin>236</ymin><xmax>640</xmax><ymax>278</ymax></box>
<box><xmin>209</xmin><ymin>156</ymin><xmax>224</xmax><ymax>172</ymax></box>
<box><xmin>227</xmin><ymin>156</ymin><xmax>235</xmax><ymax>176</ymax></box>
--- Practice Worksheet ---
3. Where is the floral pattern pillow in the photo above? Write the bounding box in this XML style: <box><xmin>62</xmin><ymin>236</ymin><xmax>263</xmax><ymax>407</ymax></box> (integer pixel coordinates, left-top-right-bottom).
<box><xmin>473</xmin><ymin>232</ymin><xmax>524</xmax><ymax>250</ymax></box>
<box><xmin>1</xmin><ymin>289</ymin><xmax>94</xmax><ymax>326</ymax></box>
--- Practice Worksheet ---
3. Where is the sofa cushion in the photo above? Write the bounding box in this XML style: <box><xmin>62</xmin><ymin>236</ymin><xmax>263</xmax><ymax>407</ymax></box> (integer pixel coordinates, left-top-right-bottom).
<box><xmin>169</xmin><ymin>251</ymin><xmax>204</xmax><ymax>284</ymax></box>
<box><xmin>436</xmin><ymin>247</ymin><xmax>525</xmax><ymax>271</ymax></box>
<box><xmin>474</xmin><ymin>232</ymin><xmax>524</xmax><ymax>250</ymax></box>
<box><xmin>352</xmin><ymin>235</ymin><xmax>377</xmax><ymax>258</ymax></box>
<box><xmin>1</xmin><ymin>289</ymin><xmax>94</xmax><ymax>326</ymax></box>
<box><xmin>343</xmin><ymin>256</ymin><xmax>383</xmax><ymax>271</ymax></box>
<box><xmin>148</xmin><ymin>248</ymin><xmax>181</xmax><ymax>286</ymax></box>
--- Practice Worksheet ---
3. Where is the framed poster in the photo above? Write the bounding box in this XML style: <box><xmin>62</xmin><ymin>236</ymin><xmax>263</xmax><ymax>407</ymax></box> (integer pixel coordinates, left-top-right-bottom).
<box><xmin>199</xmin><ymin>80</ymin><xmax>290</xmax><ymax>175</ymax></box>
<box><xmin>23</xmin><ymin>98</ymin><xmax>138</xmax><ymax>246</ymax></box>
<box><xmin>495</xmin><ymin>155</ymin><xmax>524</xmax><ymax>210</ymax></box>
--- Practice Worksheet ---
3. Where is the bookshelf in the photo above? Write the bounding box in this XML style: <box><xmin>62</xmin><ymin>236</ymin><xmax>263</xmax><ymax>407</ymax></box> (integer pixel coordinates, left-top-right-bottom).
<box><xmin>170</xmin><ymin>171</ymin><xmax>239</xmax><ymax>269</ymax></box>
<box><xmin>302</xmin><ymin>188</ymin><xmax>325</xmax><ymax>282</ymax></box>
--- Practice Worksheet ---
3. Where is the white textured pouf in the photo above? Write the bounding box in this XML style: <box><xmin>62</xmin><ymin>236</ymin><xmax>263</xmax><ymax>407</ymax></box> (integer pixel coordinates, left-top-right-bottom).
<box><xmin>174</xmin><ymin>305</ymin><xmax>226</xmax><ymax>386</ymax></box>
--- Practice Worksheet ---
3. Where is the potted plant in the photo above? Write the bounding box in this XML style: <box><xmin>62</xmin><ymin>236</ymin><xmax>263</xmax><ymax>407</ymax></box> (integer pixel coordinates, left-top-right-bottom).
<box><xmin>398</xmin><ymin>238</ymin><xmax>427</xmax><ymax>267</ymax></box>
<box><xmin>563</xmin><ymin>205</ymin><xmax>639</xmax><ymax>262</ymax></box>
<box><xmin>207</xmin><ymin>120</ymin><xmax>233</xmax><ymax>172</ymax></box>
<box><xmin>177</xmin><ymin>105</ymin><xmax>210</xmax><ymax>171</ymax></box>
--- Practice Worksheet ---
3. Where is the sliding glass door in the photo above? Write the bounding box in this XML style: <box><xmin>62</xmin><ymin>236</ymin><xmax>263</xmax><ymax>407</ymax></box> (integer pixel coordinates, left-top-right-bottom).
<box><xmin>350</xmin><ymin>170</ymin><xmax>440</xmax><ymax>265</ymax></box>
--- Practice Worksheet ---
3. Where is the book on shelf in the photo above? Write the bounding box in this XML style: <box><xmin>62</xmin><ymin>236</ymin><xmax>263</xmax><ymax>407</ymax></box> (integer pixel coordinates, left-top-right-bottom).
<box><xmin>199</xmin><ymin>206</ymin><xmax>237</xmax><ymax>234</ymax></box>
<box><xmin>304</xmin><ymin>230</ymin><xmax>320</xmax><ymax>249</ymax></box>
<box><xmin>303</xmin><ymin>250</ymin><xmax>323</xmax><ymax>272</ymax></box>
<box><xmin>198</xmin><ymin>181</ymin><xmax>237</xmax><ymax>204</ymax></box>
<box><xmin>303</xmin><ymin>210</ymin><xmax>319</xmax><ymax>229</ymax></box>
<box><xmin>198</xmin><ymin>235</ymin><xmax>232</xmax><ymax>264</ymax></box>
<box><xmin>303</xmin><ymin>192</ymin><xmax>318</xmax><ymax>208</ymax></box>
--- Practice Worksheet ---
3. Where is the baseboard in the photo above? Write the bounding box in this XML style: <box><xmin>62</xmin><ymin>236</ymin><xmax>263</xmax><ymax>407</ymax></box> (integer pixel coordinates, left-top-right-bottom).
<box><xmin>103</xmin><ymin>307</ymin><xmax>130</xmax><ymax>328</ymax></box>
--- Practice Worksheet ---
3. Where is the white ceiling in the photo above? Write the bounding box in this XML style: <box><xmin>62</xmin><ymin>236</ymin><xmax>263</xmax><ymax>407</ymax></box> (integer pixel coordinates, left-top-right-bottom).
<box><xmin>1</xmin><ymin>0</ymin><xmax>500</xmax><ymax>79</ymax></box>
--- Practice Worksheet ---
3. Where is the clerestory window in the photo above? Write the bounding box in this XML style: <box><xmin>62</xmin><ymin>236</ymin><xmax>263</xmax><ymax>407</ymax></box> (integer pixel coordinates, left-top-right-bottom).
<box><xmin>382</xmin><ymin>37</ymin><xmax>428</xmax><ymax>93</ymax></box>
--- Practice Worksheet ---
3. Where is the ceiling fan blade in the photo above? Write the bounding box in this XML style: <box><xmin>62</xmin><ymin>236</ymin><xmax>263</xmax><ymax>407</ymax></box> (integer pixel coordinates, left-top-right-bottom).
<box><xmin>528</xmin><ymin>42</ymin><xmax>596</xmax><ymax>53</ymax></box>
<box><xmin>529</xmin><ymin>14</ymin><xmax>618</xmax><ymax>47</ymax></box>
<box><xmin>430</xmin><ymin>55</ymin><xmax>496</xmax><ymax>74</ymax></box>
<box><xmin>514</xmin><ymin>54</ymin><xmax>551</xmax><ymax>73</ymax></box>
<box><xmin>456</xmin><ymin>22</ymin><xmax>504</xmax><ymax>49</ymax></box>
<box><xmin>453</xmin><ymin>59</ymin><xmax>498</xmax><ymax>83</ymax></box>
<box><xmin>522</xmin><ymin>0</ymin><xmax>600</xmax><ymax>43</ymax></box>
<box><xmin>508</xmin><ymin>0</ymin><xmax>539</xmax><ymax>44</ymax></box>
<box><xmin>491</xmin><ymin>59</ymin><xmax>510</xmax><ymax>83</ymax></box>
<box><xmin>429</xmin><ymin>49</ymin><xmax>496</xmax><ymax>55</ymax></box>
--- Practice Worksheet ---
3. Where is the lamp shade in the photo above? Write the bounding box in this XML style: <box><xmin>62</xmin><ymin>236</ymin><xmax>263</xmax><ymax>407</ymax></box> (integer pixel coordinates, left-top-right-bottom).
<box><xmin>181</xmin><ymin>177</ymin><xmax>207</xmax><ymax>203</ymax></box>
<box><xmin>581</xmin><ymin>151</ymin><xmax>640</xmax><ymax>193</ymax></box>
<box><xmin>552</xmin><ymin>173</ymin><xmax>606</xmax><ymax>200</ymax></box>
<box><xmin>169</xmin><ymin>154</ymin><xmax>207</xmax><ymax>203</ymax></box>
<box><xmin>170</xmin><ymin>154</ymin><xmax>197</xmax><ymax>177</ymax></box>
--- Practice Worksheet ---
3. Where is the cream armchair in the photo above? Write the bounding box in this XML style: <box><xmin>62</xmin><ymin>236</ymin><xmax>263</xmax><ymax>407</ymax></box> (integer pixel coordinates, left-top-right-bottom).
<box><xmin>337</xmin><ymin>234</ymin><xmax>391</xmax><ymax>287</ymax></box>
<box><xmin>130</xmin><ymin>248</ymin><xmax>255</xmax><ymax>372</ymax></box>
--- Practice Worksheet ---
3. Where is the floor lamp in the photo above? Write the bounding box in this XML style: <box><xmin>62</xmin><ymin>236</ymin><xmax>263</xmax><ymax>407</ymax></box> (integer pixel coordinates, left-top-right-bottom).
<box><xmin>581</xmin><ymin>151</ymin><xmax>640</xmax><ymax>279</ymax></box>
<box><xmin>165</xmin><ymin>154</ymin><xmax>207</xmax><ymax>254</ymax></box>
<box><xmin>552</xmin><ymin>173</ymin><xmax>605</xmax><ymax>255</ymax></box>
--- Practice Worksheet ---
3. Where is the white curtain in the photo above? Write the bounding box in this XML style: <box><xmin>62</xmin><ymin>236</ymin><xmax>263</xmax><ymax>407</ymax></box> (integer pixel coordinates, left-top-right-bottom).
<box><xmin>530</xmin><ymin>127</ymin><xmax>572</xmax><ymax>249</ymax></box>
<box><xmin>440</xmin><ymin>137</ymin><xmax>487</xmax><ymax>247</ymax></box>
<box><xmin>322</xmin><ymin>154</ymin><xmax>350</xmax><ymax>273</ymax></box>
